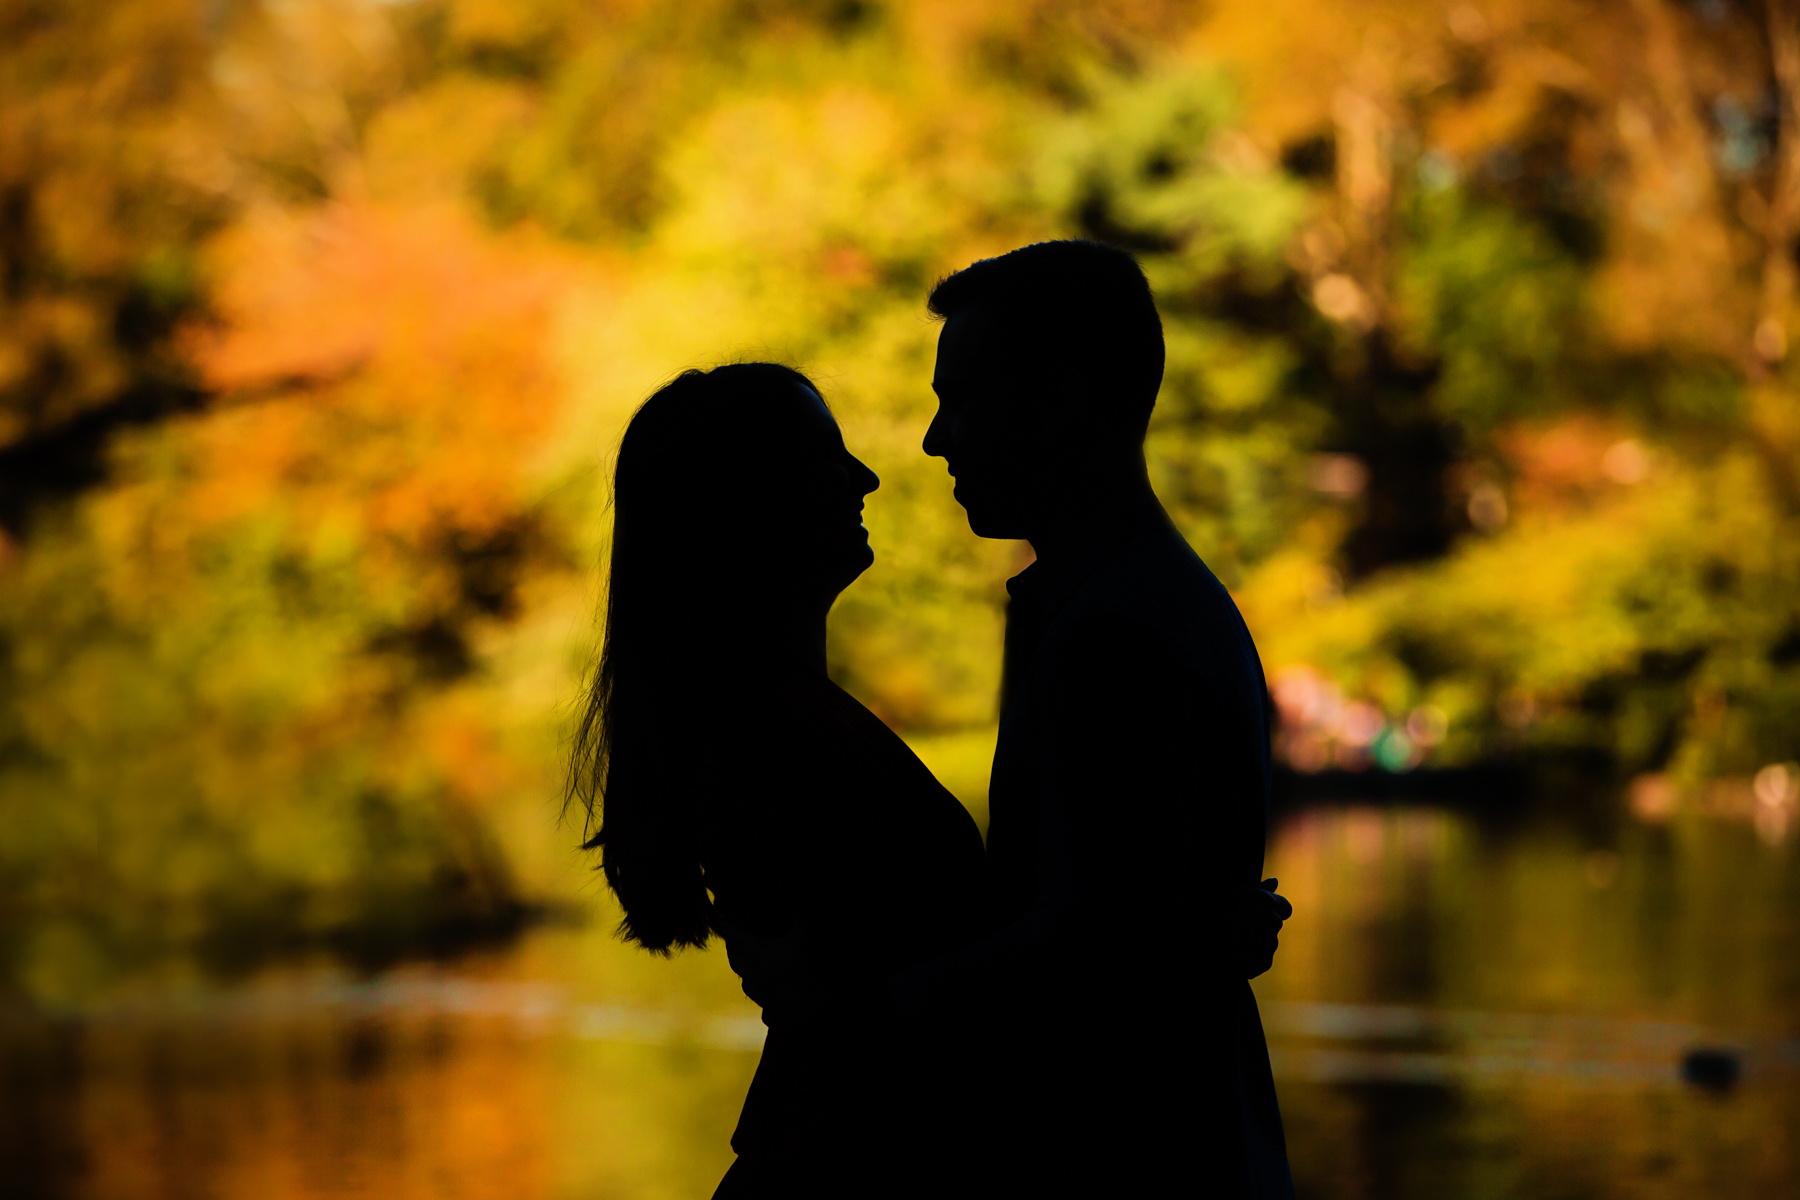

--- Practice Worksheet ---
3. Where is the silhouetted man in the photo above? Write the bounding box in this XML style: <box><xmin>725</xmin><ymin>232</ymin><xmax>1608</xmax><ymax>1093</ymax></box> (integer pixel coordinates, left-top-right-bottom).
<box><xmin>909</xmin><ymin>239</ymin><xmax>1295</xmax><ymax>1198</ymax></box>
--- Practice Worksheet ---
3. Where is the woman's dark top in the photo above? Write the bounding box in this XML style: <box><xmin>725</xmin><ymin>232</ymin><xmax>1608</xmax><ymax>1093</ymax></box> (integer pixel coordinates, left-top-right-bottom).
<box><xmin>694</xmin><ymin>671</ymin><xmax>985</xmax><ymax>1196</ymax></box>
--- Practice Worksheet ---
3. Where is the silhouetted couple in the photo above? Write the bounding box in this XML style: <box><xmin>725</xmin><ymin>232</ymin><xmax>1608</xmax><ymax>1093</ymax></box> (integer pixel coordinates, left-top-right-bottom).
<box><xmin>568</xmin><ymin>240</ymin><xmax>1295</xmax><ymax>1198</ymax></box>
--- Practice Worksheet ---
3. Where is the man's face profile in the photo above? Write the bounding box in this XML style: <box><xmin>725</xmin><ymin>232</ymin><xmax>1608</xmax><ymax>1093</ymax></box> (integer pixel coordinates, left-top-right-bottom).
<box><xmin>925</xmin><ymin>307</ymin><xmax>1054</xmax><ymax>540</ymax></box>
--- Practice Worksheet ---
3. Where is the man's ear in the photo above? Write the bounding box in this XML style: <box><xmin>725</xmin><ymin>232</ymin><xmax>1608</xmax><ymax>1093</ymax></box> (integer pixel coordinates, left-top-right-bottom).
<box><xmin>1038</xmin><ymin>377</ymin><xmax>1087</xmax><ymax>444</ymax></box>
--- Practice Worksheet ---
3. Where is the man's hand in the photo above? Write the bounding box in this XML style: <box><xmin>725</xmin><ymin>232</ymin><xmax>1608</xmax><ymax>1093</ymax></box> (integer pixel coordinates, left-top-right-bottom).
<box><xmin>719</xmin><ymin>916</ymin><xmax>898</xmax><ymax>1023</ymax></box>
<box><xmin>1234</xmin><ymin>878</ymin><xmax>1293</xmax><ymax>980</ymax></box>
<box><xmin>715</xmin><ymin>916</ymin><xmax>806</xmax><ymax>1011</ymax></box>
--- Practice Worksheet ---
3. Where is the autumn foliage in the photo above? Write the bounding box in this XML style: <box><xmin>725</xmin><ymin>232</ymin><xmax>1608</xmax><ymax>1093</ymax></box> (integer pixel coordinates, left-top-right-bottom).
<box><xmin>3</xmin><ymin>0</ymin><xmax>1800</xmax><ymax>996</ymax></box>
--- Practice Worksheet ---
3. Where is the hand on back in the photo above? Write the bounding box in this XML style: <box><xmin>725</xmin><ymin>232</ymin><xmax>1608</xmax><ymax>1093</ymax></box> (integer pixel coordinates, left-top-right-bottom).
<box><xmin>1236</xmin><ymin>878</ymin><xmax>1293</xmax><ymax>980</ymax></box>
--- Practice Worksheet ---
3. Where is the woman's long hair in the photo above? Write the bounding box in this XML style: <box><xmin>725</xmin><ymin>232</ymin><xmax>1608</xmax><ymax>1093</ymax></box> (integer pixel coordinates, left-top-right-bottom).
<box><xmin>566</xmin><ymin>363</ymin><xmax>824</xmax><ymax>952</ymax></box>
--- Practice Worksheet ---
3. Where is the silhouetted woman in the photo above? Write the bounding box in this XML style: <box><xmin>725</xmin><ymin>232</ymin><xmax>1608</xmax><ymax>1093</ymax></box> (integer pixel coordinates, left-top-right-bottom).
<box><xmin>567</xmin><ymin>364</ymin><xmax>985</xmax><ymax>1198</ymax></box>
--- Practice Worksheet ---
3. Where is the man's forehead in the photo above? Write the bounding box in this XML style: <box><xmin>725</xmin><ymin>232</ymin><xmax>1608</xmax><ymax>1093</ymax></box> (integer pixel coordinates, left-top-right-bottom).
<box><xmin>933</xmin><ymin>305</ymin><xmax>1005</xmax><ymax>383</ymax></box>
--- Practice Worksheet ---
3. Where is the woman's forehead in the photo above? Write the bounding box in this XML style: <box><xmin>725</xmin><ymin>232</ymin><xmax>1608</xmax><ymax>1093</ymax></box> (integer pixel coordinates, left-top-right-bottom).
<box><xmin>710</xmin><ymin>380</ymin><xmax>840</xmax><ymax>469</ymax></box>
<box><xmin>786</xmin><ymin>382</ymin><xmax>840</xmax><ymax>437</ymax></box>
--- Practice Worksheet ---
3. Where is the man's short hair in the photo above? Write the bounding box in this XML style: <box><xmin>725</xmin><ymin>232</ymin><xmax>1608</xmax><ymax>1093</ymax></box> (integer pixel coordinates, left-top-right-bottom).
<box><xmin>927</xmin><ymin>239</ymin><xmax>1164</xmax><ymax>435</ymax></box>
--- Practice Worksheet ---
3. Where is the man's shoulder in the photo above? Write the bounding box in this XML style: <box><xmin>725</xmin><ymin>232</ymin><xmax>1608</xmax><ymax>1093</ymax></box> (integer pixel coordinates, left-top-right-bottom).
<box><xmin>1077</xmin><ymin>526</ymin><xmax>1240</xmax><ymax>633</ymax></box>
<box><xmin>1045</xmin><ymin>526</ymin><xmax>1267</xmax><ymax>709</ymax></box>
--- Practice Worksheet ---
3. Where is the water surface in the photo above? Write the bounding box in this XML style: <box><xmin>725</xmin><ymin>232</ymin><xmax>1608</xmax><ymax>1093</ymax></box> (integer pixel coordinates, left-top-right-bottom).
<box><xmin>6</xmin><ymin>800</ymin><xmax>1796</xmax><ymax>1199</ymax></box>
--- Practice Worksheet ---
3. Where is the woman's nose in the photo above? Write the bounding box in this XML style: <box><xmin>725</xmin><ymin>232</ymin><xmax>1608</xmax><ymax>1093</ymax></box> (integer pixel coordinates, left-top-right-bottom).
<box><xmin>857</xmin><ymin>460</ymin><xmax>880</xmax><ymax>496</ymax></box>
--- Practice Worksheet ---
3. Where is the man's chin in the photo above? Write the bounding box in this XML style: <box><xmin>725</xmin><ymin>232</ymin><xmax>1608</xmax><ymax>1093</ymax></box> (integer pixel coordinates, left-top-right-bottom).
<box><xmin>951</xmin><ymin>485</ymin><xmax>1023</xmax><ymax>539</ymax></box>
<box><xmin>964</xmin><ymin>509</ymin><xmax>1025</xmax><ymax>541</ymax></box>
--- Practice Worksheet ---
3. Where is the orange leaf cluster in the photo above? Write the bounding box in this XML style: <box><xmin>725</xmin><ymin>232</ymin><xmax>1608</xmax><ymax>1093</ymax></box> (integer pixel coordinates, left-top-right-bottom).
<box><xmin>186</xmin><ymin>203</ymin><xmax>573</xmax><ymax>546</ymax></box>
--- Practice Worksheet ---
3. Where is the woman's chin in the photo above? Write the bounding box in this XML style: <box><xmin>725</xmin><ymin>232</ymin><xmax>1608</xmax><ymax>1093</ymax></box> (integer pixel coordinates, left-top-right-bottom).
<box><xmin>834</xmin><ymin>544</ymin><xmax>876</xmax><ymax>592</ymax></box>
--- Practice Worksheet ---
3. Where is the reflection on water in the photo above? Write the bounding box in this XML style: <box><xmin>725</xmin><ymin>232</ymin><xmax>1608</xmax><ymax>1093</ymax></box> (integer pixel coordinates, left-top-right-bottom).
<box><xmin>1261</xmin><ymin>802</ymin><xmax>1800</xmax><ymax>1200</ymax></box>
<box><xmin>5</xmin><ymin>801</ymin><xmax>1796</xmax><ymax>1199</ymax></box>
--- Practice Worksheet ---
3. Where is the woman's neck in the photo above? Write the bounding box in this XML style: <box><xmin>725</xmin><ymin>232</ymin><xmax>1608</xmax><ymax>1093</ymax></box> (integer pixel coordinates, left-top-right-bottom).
<box><xmin>743</xmin><ymin>600</ymin><xmax>829</xmax><ymax>680</ymax></box>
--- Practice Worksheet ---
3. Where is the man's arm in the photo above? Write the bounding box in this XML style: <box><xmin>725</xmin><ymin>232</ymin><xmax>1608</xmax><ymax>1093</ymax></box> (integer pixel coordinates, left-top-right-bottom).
<box><xmin>894</xmin><ymin>613</ymin><xmax>1283</xmax><ymax>1015</ymax></box>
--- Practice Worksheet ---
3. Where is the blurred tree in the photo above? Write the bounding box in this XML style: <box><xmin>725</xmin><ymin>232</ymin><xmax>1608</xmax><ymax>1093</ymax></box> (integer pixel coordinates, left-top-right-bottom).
<box><xmin>4</xmin><ymin>0</ymin><xmax>1800</xmax><ymax>993</ymax></box>
<box><xmin>0</xmin><ymin>0</ymin><xmax>225</xmax><ymax>531</ymax></box>
<box><xmin>0</xmin><ymin>204</ymin><xmax>574</xmax><ymax>998</ymax></box>
<box><xmin>1190</xmin><ymin>0</ymin><xmax>1800</xmax><ymax>780</ymax></box>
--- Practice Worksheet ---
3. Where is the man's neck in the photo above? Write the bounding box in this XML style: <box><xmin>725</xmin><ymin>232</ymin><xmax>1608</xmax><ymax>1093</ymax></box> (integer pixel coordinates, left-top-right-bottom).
<box><xmin>1025</xmin><ymin>473</ymin><xmax>1158</xmax><ymax>562</ymax></box>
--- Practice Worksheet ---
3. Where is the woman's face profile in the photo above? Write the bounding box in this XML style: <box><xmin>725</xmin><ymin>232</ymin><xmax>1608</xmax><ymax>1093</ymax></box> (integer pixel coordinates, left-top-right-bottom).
<box><xmin>764</xmin><ymin>381</ymin><xmax>880</xmax><ymax>599</ymax></box>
